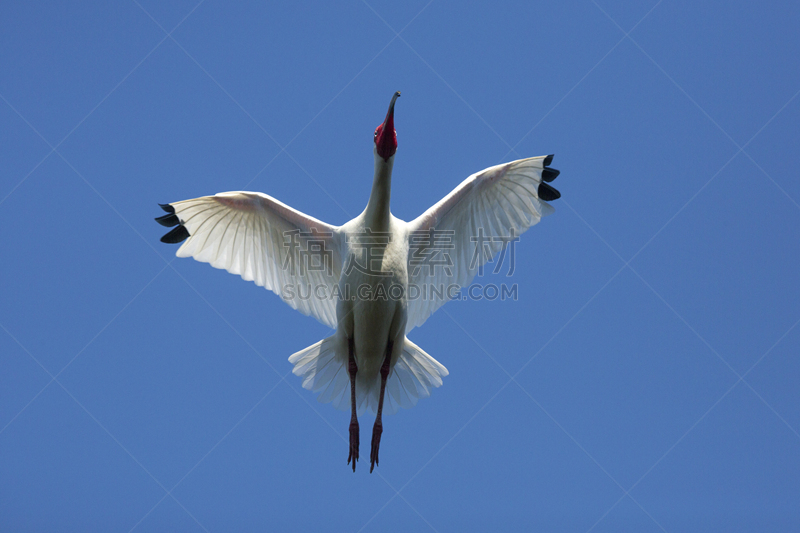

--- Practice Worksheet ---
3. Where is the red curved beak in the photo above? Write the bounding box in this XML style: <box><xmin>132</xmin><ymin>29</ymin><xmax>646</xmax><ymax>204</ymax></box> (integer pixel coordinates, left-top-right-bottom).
<box><xmin>376</xmin><ymin>91</ymin><xmax>400</xmax><ymax>160</ymax></box>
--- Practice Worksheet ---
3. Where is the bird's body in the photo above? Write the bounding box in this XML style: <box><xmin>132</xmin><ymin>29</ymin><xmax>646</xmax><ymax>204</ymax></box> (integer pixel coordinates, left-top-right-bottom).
<box><xmin>337</xmin><ymin>150</ymin><xmax>407</xmax><ymax>385</ymax></box>
<box><xmin>156</xmin><ymin>92</ymin><xmax>561</xmax><ymax>471</ymax></box>
<box><xmin>337</xmin><ymin>213</ymin><xmax>408</xmax><ymax>384</ymax></box>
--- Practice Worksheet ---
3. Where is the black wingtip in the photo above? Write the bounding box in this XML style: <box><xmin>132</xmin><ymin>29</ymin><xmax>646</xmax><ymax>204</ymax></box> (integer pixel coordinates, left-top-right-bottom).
<box><xmin>544</xmin><ymin>154</ymin><xmax>554</xmax><ymax>167</ymax></box>
<box><xmin>542</xmin><ymin>168</ymin><xmax>560</xmax><ymax>183</ymax></box>
<box><xmin>159</xmin><ymin>203</ymin><xmax>175</xmax><ymax>214</ymax></box>
<box><xmin>160</xmin><ymin>225</ymin><xmax>190</xmax><ymax>244</ymax></box>
<box><xmin>154</xmin><ymin>213</ymin><xmax>180</xmax><ymax>227</ymax></box>
<box><xmin>538</xmin><ymin>182</ymin><xmax>561</xmax><ymax>202</ymax></box>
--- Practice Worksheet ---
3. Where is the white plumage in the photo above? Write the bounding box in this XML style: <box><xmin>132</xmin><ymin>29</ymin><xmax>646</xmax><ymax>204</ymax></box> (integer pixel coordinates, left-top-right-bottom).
<box><xmin>288</xmin><ymin>335</ymin><xmax>448</xmax><ymax>416</ymax></box>
<box><xmin>157</xmin><ymin>92</ymin><xmax>561</xmax><ymax>471</ymax></box>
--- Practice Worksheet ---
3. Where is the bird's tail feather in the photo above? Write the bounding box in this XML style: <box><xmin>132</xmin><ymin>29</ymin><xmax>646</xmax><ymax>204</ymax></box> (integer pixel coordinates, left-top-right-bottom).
<box><xmin>288</xmin><ymin>336</ymin><xmax>448</xmax><ymax>416</ymax></box>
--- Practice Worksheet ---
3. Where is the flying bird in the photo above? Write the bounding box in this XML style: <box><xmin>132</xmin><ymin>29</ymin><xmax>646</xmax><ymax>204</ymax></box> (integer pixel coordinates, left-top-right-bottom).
<box><xmin>155</xmin><ymin>92</ymin><xmax>561</xmax><ymax>472</ymax></box>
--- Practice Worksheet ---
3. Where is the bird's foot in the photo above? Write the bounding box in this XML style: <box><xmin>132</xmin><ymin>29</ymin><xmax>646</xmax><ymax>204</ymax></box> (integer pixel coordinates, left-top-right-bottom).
<box><xmin>348</xmin><ymin>420</ymin><xmax>359</xmax><ymax>472</ymax></box>
<box><xmin>370</xmin><ymin>419</ymin><xmax>383</xmax><ymax>473</ymax></box>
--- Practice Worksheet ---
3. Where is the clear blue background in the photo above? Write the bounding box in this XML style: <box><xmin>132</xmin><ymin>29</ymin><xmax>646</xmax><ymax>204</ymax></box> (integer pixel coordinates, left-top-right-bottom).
<box><xmin>2</xmin><ymin>1</ymin><xmax>799</xmax><ymax>531</ymax></box>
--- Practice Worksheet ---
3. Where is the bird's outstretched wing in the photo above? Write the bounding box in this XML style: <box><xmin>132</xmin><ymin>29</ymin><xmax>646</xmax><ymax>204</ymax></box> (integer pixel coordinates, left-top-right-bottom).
<box><xmin>404</xmin><ymin>155</ymin><xmax>560</xmax><ymax>331</ymax></box>
<box><xmin>156</xmin><ymin>192</ymin><xmax>343</xmax><ymax>328</ymax></box>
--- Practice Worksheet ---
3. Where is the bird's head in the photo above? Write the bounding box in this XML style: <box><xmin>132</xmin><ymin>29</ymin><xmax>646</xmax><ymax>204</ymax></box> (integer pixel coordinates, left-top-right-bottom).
<box><xmin>374</xmin><ymin>91</ymin><xmax>400</xmax><ymax>161</ymax></box>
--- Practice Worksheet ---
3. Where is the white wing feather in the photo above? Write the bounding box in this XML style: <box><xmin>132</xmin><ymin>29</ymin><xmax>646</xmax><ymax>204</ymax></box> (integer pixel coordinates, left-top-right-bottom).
<box><xmin>168</xmin><ymin>192</ymin><xmax>342</xmax><ymax>328</ymax></box>
<box><xmin>405</xmin><ymin>156</ymin><xmax>556</xmax><ymax>331</ymax></box>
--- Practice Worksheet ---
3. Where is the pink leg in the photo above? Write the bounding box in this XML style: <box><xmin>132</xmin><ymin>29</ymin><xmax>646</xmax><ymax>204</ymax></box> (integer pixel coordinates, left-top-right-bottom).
<box><xmin>370</xmin><ymin>341</ymin><xmax>393</xmax><ymax>473</ymax></box>
<box><xmin>347</xmin><ymin>337</ymin><xmax>359</xmax><ymax>472</ymax></box>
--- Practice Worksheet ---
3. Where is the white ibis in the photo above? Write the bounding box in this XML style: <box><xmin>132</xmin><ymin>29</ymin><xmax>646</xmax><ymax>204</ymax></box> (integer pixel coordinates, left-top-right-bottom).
<box><xmin>155</xmin><ymin>92</ymin><xmax>561</xmax><ymax>472</ymax></box>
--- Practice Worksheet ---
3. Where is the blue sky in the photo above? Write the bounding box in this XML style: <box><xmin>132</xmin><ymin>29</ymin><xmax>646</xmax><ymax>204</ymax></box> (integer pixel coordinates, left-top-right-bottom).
<box><xmin>2</xmin><ymin>0</ymin><xmax>799</xmax><ymax>531</ymax></box>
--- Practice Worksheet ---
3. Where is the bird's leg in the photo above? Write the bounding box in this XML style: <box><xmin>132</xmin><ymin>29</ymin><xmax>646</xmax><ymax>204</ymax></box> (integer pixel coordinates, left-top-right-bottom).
<box><xmin>370</xmin><ymin>340</ymin><xmax>393</xmax><ymax>473</ymax></box>
<box><xmin>347</xmin><ymin>337</ymin><xmax>359</xmax><ymax>472</ymax></box>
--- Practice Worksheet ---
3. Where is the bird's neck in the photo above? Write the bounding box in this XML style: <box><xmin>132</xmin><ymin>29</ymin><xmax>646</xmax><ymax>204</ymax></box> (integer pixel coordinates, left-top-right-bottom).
<box><xmin>364</xmin><ymin>150</ymin><xmax>394</xmax><ymax>233</ymax></box>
